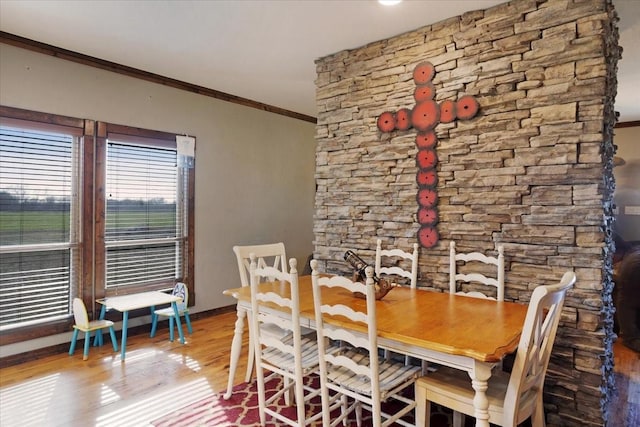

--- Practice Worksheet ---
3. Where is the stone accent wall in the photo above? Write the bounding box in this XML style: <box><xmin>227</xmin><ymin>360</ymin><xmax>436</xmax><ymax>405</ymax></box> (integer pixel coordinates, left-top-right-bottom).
<box><xmin>313</xmin><ymin>0</ymin><xmax>620</xmax><ymax>425</ymax></box>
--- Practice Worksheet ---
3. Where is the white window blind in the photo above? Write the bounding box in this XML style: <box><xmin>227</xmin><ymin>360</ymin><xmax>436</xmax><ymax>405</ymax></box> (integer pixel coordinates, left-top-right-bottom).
<box><xmin>105</xmin><ymin>139</ymin><xmax>186</xmax><ymax>289</ymax></box>
<box><xmin>0</xmin><ymin>124</ymin><xmax>80</xmax><ymax>329</ymax></box>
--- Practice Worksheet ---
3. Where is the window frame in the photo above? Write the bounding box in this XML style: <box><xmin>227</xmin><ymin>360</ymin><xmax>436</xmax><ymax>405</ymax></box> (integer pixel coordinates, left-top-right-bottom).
<box><xmin>0</xmin><ymin>107</ymin><xmax>195</xmax><ymax>346</ymax></box>
<box><xmin>94</xmin><ymin>122</ymin><xmax>195</xmax><ymax>300</ymax></box>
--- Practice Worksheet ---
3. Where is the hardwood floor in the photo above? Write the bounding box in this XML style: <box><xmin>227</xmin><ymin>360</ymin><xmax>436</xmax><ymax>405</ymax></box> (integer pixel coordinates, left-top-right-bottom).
<box><xmin>0</xmin><ymin>311</ymin><xmax>251</xmax><ymax>427</ymax></box>
<box><xmin>607</xmin><ymin>339</ymin><xmax>640</xmax><ymax>427</ymax></box>
<box><xmin>0</xmin><ymin>311</ymin><xmax>638</xmax><ymax>427</ymax></box>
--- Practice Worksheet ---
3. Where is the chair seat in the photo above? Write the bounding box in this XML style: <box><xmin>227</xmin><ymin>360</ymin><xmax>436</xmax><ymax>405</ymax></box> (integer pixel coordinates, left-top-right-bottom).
<box><xmin>260</xmin><ymin>322</ymin><xmax>290</xmax><ymax>337</ymax></box>
<box><xmin>259</xmin><ymin>322</ymin><xmax>314</xmax><ymax>341</ymax></box>
<box><xmin>75</xmin><ymin>319</ymin><xmax>115</xmax><ymax>332</ymax></box>
<box><xmin>262</xmin><ymin>334</ymin><xmax>322</xmax><ymax>372</ymax></box>
<box><xmin>154</xmin><ymin>306</ymin><xmax>188</xmax><ymax>317</ymax></box>
<box><xmin>417</xmin><ymin>365</ymin><xmax>537</xmax><ymax>425</ymax></box>
<box><xmin>327</xmin><ymin>348</ymin><xmax>421</xmax><ymax>399</ymax></box>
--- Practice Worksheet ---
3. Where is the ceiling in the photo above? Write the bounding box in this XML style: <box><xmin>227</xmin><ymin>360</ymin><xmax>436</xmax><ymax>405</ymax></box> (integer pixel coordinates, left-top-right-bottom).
<box><xmin>1</xmin><ymin>0</ymin><xmax>639</xmax><ymax>123</ymax></box>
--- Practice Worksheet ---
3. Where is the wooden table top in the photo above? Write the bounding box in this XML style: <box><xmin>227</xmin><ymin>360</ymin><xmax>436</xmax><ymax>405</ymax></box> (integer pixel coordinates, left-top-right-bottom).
<box><xmin>224</xmin><ymin>275</ymin><xmax>529</xmax><ymax>363</ymax></box>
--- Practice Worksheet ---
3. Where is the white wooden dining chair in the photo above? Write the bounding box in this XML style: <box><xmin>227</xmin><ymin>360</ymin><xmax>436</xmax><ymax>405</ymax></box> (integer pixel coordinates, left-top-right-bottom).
<box><xmin>149</xmin><ymin>282</ymin><xmax>193</xmax><ymax>341</ymax></box>
<box><xmin>375</xmin><ymin>239</ymin><xmax>420</xmax><ymax>365</ymax></box>
<box><xmin>375</xmin><ymin>239</ymin><xmax>419</xmax><ymax>288</ymax></box>
<box><xmin>449</xmin><ymin>241</ymin><xmax>505</xmax><ymax>301</ymax></box>
<box><xmin>69</xmin><ymin>298</ymin><xmax>118</xmax><ymax>360</ymax></box>
<box><xmin>415</xmin><ymin>271</ymin><xmax>576</xmax><ymax>427</ymax></box>
<box><xmin>233</xmin><ymin>242</ymin><xmax>292</xmax><ymax>383</ymax></box>
<box><xmin>311</xmin><ymin>259</ymin><xmax>421</xmax><ymax>427</ymax></box>
<box><xmin>250</xmin><ymin>255</ymin><xmax>325</xmax><ymax>427</ymax></box>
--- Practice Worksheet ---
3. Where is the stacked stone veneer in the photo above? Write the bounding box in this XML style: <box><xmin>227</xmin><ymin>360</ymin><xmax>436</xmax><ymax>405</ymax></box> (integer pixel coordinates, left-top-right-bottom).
<box><xmin>313</xmin><ymin>0</ymin><xmax>620</xmax><ymax>425</ymax></box>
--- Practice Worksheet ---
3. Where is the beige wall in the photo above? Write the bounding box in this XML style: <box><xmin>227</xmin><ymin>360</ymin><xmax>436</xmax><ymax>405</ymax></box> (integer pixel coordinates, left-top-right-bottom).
<box><xmin>0</xmin><ymin>43</ymin><xmax>316</xmax><ymax>356</ymax></box>
<box><xmin>614</xmin><ymin>126</ymin><xmax>640</xmax><ymax>242</ymax></box>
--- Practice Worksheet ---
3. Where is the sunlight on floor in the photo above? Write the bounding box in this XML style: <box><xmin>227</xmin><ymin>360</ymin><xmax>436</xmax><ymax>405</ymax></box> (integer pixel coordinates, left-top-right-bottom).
<box><xmin>94</xmin><ymin>377</ymin><xmax>213</xmax><ymax>427</ymax></box>
<box><xmin>1</xmin><ymin>347</ymin><xmax>215</xmax><ymax>427</ymax></box>
<box><xmin>107</xmin><ymin>348</ymin><xmax>162</xmax><ymax>365</ymax></box>
<box><xmin>167</xmin><ymin>352</ymin><xmax>201</xmax><ymax>371</ymax></box>
<box><xmin>107</xmin><ymin>348</ymin><xmax>202</xmax><ymax>372</ymax></box>
<box><xmin>0</xmin><ymin>373</ymin><xmax>60</xmax><ymax>426</ymax></box>
<box><xmin>100</xmin><ymin>383</ymin><xmax>120</xmax><ymax>405</ymax></box>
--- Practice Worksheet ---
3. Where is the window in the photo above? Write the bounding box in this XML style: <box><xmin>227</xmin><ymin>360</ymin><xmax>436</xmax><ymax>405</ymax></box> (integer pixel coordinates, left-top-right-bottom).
<box><xmin>103</xmin><ymin>132</ymin><xmax>188</xmax><ymax>291</ymax></box>
<box><xmin>0</xmin><ymin>108</ymin><xmax>195</xmax><ymax>345</ymax></box>
<box><xmin>0</xmin><ymin>116</ymin><xmax>82</xmax><ymax>332</ymax></box>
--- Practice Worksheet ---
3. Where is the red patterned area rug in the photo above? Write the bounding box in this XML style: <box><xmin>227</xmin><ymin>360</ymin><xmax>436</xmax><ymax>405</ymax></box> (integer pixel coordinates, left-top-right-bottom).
<box><xmin>152</xmin><ymin>375</ymin><xmax>459</xmax><ymax>427</ymax></box>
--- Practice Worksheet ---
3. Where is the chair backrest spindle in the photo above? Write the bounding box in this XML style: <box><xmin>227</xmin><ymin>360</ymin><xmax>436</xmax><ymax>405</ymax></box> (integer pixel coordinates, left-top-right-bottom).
<box><xmin>375</xmin><ymin>239</ymin><xmax>419</xmax><ymax>288</ymax></box>
<box><xmin>233</xmin><ymin>242</ymin><xmax>287</xmax><ymax>287</ymax></box>
<box><xmin>449</xmin><ymin>241</ymin><xmax>504</xmax><ymax>301</ymax></box>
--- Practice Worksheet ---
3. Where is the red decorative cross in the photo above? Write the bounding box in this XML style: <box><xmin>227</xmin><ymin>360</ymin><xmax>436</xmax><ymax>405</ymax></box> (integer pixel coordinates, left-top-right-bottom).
<box><xmin>376</xmin><ymin>61</ymin><xmax>479</xmax><ymax>248</ymax></box>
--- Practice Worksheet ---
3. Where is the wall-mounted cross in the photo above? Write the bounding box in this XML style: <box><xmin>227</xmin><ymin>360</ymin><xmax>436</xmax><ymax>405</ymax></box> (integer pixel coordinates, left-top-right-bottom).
<box><xmin>376</xmin><ymin>61</ymin><xmax>479</xmax><ymax>248</ymax></box>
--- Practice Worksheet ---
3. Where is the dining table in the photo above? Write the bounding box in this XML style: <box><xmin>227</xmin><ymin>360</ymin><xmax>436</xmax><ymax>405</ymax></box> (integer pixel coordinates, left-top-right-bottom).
<box><xmin>222</xmin><ymin>275</ymin><xmax>528</xmax><ymax>427</ymax></box>
<box><xmin>95</xmin><ymin>290</ymin><xmax>185</xmax><ymax>360</ymax></box>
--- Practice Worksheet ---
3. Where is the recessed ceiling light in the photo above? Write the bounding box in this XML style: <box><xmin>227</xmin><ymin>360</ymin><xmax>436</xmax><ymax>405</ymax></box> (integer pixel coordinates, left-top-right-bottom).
<box><xmin>379</xmin><ymin>0</ymin><xmax>402</xmax><ymax>5</ymax></box>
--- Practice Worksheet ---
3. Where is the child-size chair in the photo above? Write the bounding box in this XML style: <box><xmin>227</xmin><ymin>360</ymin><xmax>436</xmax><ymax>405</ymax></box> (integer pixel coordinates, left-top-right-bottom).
<box><xmin>69</xmin><ymin>298</ymin><xmax>118</xmax><ymax>360</ymax></box>
<box><xmin>150</xmin><ymin>282</ymin><xmax>193</xmax><ymax>341</ymax></box>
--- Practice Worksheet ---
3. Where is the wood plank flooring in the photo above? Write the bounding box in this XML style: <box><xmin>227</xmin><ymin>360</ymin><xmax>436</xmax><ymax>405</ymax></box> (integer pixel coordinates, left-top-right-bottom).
<box><xmin>607</xmin><ymin>339</ymin><xmax>640</xmax><ymax>427</ymax></box>
<box><xmin>0</xmin><ymin>311</ymin><xmax>637</xmax><ymax>426</ymax></box>
<box><xmin>0</xmin><ymin>311</ymin><xmax>250</xmax><ymax>427</ymax></box>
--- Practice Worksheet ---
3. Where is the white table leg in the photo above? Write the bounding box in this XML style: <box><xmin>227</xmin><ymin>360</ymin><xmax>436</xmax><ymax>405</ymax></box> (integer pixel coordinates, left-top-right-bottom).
<box><xmin>223</xmin><ymin>305</ymin><xmax>247</xmax><ymax>399</ymax></box>
<box><xmin>244</xmin><ymin>310</ymin><xmax>255</xmax><ymax>383</ymax></box>
<box><xmin>470</xmin><ymin>362</ymin><xmax>493</xmax><ymax>427</ymax></box>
